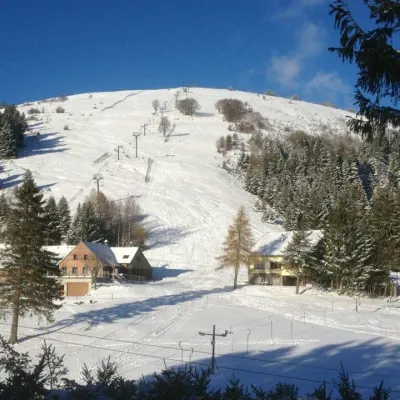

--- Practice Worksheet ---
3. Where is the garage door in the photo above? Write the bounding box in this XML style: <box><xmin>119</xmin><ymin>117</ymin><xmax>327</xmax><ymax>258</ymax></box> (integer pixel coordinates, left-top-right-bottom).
<box><xmin>67</xmin><ymin>282</ymin><xmax>89</xmax><ymax>296</ymax></box>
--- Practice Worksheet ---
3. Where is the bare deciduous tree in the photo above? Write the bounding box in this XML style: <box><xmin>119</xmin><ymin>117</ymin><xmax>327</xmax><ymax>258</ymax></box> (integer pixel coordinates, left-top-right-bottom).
<box><xmin>152</xmin><ymin>99</ymin><xmax>160</xmax><ymax>113</ymax></box>
<box><xmin>159</xmin><ymin>116</ymin><xmax>171</xmax><ymax>137</ymax></box>
<box><xmin>176</xmin><ymin>98</ymin><xmax>200</xmax><ymax>116</ymax></box>
<box><xmin>215</xmin><ymin>99</ymin><xmax>246</xmax><ymax>122</ymax></box>
<box><xmin>84</xmin><ymin>258</ymin><xmax>103</xmax><ymax>290</ymax></box>
<box><xmin>217</xmin><ymin>206</ymin><xmax>253</xmax><ymax>289</ymax></box>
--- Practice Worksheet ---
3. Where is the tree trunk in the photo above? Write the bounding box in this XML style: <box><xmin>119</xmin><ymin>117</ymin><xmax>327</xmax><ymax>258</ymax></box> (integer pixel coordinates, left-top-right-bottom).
<box><xmin>233</xmin><ymin>265</ymin><xmax>239</xmax><ymax>289</ymax></box>
<box><xmin>9</xmin><ymin>301</ymin><xmax>19</xmax><ymax>344</ymax></box>
<box><xmin>295</xmin><ymin>272</ymin><xmax>300</xmax><ymax>295</ymax></box>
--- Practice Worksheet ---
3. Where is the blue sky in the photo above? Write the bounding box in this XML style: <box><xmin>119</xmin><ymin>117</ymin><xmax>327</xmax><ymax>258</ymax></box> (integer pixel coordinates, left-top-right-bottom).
<box><xmin>1</xmin><ymin>0</ymin><xmax>361</xmax><ymax>107</ymax></box>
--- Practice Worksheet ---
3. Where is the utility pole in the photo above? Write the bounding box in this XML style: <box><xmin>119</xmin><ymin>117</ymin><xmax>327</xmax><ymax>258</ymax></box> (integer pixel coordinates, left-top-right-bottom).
<box><xmin>199</xmin><ymin>325</ymin><xmax>228</xmax><ymax>374</ymax></box>
<box><xmin>115</xmin><ymin>145</ymin><xmax>123</xmax><ymax>161</ymax></box>
<box><xmin>92</xmin><ymin>173</ymin><xmax>103</xmax><ymax>194</ymax></box>
<box><xmin>133</xmin><ymin>132</ymin><xmax>141</xmax><ymax>158</ymax></box>
<box><xmin>141</xmin><ymin>124</ymin><xmax>148</xmax><ymax>136</ymax></box>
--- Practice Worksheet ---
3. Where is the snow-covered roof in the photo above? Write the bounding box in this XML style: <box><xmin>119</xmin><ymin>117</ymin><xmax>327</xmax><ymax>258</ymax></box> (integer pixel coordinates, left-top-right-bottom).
<box><xmin>110</xmin><ymin>247</ymin><xmax>139</xmax><ymax>264</ymax></box>
<box><xmin>253</xmin><ymin>230</ymin><xmax>323</xmax><ymax>257</ymax></box>
<box><xmin>0</xmin><ymin>242</ymin><xmax>133</xmax><ymax>267</ymax></box>
<box><xmin>82</xmin><ymin>242</ymin><xmax>119</xmax><ymax>266</ymax></box>
<box><xmin>44</xmin><ymin>245</ymin><xmax>75</xmax><ymax>260</ymax></box>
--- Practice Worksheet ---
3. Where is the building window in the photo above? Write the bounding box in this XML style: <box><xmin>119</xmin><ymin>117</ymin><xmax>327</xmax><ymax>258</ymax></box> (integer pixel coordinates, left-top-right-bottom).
<box><xmin>254</xmin><ymin>262</ymin><xmax>265</xmax><ymax>270</ymax></box>
<box><xmin>83</xmin><ymin>267</ymin><xmax>89</xmax><ymax>275</ymax></box>
<box><xmin>122</xmin><ymin>255</ymin><xmax>129</xmax><ymax>259</ymax></box>
<box><xmin>84</xmin><ymin>254</ymin><xmax>89</xmax><ymax>260</ymax></box>
<box><xmin>72</xmin><ymin>267</ymin><xmax>78</xmax><ymax>275</ymax></box>
<box><xmin>61</xmin><ymin>267</ymin><xmax>68</xmax><ymax>275</ymax></box>
<box><xmin>73</xmin><ymin>254</ymin><xmax>77</xmax><ymax>260</ymax></box>
<box><xmin>270</xmin><ymin>262</ymin><xmax>280</xmax><ymax>270</ymax></box>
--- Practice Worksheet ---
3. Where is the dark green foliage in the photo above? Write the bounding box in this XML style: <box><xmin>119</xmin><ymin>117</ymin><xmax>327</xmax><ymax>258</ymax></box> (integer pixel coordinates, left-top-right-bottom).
<box><xmin>57</xmin><ymin>196</ymin><xmax>71</xmax><ymax>243</ymax></box>
<box><xmin>284</xmin><ymin>230</ymin><xmax>315</xmax><ymax>294</ymax></box>
<box><xmin>0</xmin><ymin>171</ymin><xmax>61</xmax><ymax>343</ymax></box>
<box><xmin>329</xmin><ymin>0</ymin><xmax>400</xmax><ymax>140</ymax></box>
<box><xmin>0</xmin><ymin>121</ymin><xmax>17</xmax><ymax>159</ymax></box>
<box><xmin>67</xmin><ymin>200</ymin><xmax>102</xmax><ymax>244</ymax></box>
<box><xmin>0</xmin><ymin>337</ymin><xmax>67</xmax><ymax>399</ymax></box>
<box><xmin>0</xmin><ymin>193</ymin><xmax>8</xmax><ymax>240</ymax></box>
<box><xmin>238</xmin><ymin>130</ymin><xmax>400</xmax><ymax>294</ymax></box>
<box><xmin>67</xmin><ymin>191</ymin><xmax>147</xmax><ymax>247</ymax></box>
<box><xmin>43</xmin><ymin>196</ymin><xmax>62</xmax><ymax>245</ymax></box>
<box><xmin>0</xmin><ymin>104</ymin><xmax>27</xmax><ymax>159</ymax></box>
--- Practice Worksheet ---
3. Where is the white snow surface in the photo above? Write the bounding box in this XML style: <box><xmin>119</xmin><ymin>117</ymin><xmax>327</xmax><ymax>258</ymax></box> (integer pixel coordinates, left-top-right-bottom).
<box><xmin>2</xmin><ymin>88</ymin><xmax>399</xmax><ymax>396</ymax></box>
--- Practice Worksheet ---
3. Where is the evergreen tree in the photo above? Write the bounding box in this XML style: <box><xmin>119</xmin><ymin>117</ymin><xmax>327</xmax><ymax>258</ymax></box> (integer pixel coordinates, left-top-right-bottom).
<box><xmin>0</xmin><ymin>120</ymin><xmax>17</xmax><ymax>159</ymax></box>
<box><xmin>323</xmin><ymin>183</ymin><xmax>374</xmax><ymax>292</ymax></box>
<box><xmin>284</xmin><ymin>230</ymin><xmax>314</xmax><ymax>294</ymax></box>
<box><xmin>43</xmin><ymin>196</ymin><xmax>62</xmax><ymax>245</ymax></box>
<box><xmin>0</xmin><ymin>192</ymin><xmax>9</xmax><ymax>241</ymax></box>
<box><xmin>0</xmin><ymin>171</ymin><xmax>61</xmax><ymax>343</ymax></box>
<box><xmin>67</xmin><ymin>203</ymin><xmax>82</xmax><ymax>245</ymax></box>
<box><xmin>329</xmin><ymin>0</ymin><xmax>400</xmax><ymax>139</ymax></box>
<box><xmin>80</xmin><ymin>200</ymin><xmax>102</xmax><ymax>242</ymax></box>
<box><xmin>218</xmin><ymin>206</ymin><xmax>253</xmax><ymax>289</ymax></box>
<box><xmin>57</xmin><ymin>195</ymin><xmax>71</xmax><ymax>243</ymax></box>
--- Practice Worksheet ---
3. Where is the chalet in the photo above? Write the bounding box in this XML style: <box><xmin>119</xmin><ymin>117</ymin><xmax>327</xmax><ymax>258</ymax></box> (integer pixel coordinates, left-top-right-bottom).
<box><xmin>46</xmin><ymin>241</ymin><xmax>119</xmax><ymax>296</ymax></box>
<box><xmin>45</xmin><ymin>241</ymin><xmax>152</xmax><ymax>296</ymax></box>
<box><xmin>249</xmin><ymin>230</ymin><xmax>323</xmax><ymax>286</ymax></box>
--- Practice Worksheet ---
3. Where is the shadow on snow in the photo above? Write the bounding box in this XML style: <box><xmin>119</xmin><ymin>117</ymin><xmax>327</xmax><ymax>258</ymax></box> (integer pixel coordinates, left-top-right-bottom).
<box><xmin>21</xmin><ymin>286</ymin><xmax>234</xmax><ymax>337</ymax></box>
<box><xmin>20</xmin><ymin>132</ymin><xmax>69</xmax><ymax>158</ymax></box>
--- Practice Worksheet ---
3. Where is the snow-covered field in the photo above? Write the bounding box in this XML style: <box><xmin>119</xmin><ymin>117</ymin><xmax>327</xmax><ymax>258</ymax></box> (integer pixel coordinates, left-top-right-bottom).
<box><xmin>2</xmin><ymin>88</ymin><xmax>398</xmax><ymax>395</ymax></box>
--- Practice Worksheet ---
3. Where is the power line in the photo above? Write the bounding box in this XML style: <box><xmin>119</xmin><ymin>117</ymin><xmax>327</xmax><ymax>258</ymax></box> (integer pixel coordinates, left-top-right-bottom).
<box><xmin>1</xmin><ymin>322</ymin><xmax>399</xmax><ymax>381</ymax></box>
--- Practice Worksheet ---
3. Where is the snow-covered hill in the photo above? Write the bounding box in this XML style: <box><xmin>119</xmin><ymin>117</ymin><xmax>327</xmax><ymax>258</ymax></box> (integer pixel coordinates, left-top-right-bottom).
<box><xmin>1</xmin><ymin>88</ymin><xmax>350</xmax><ymax>272</ymax></box>
<box><xmin>3</xmin><ymin>89</ymin><xmax>400</xmax><ymax>395</ymax></box>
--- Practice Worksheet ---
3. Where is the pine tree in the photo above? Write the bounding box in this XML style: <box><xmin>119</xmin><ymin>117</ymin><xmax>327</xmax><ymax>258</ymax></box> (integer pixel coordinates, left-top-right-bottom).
<box><xmin>323</xmin><ymin>182</ymin><xmax>373</xmax><ymax>293</ymax></box>
<box><xmin>2</xmin><ymin>105</ymin><xmax>27</xmax><ymax>148</ymax></box>
<box><xmin>329</xmin><ymin>0</ymin><xmax>400</xmax><ymax>139</ymax></box>
<box><xmin>43</xmin><ymin>196</ymin><xmax>61</xmax><ymax>245</ymax></box>
<box><xmin>57</xmin><ymin>196</ymin><xmax>71</xmax><ymax>243</ymax></box>
<box><xmin>80</xmin><ymin>200</ymin><xmax>102</xmax><ymax>242</ymax></box>
<box><xmin>0</xmin><ymin>171</ymin><xmax>61</xmax><ymax>343</ymax></box>
<box><xmin>217</xmin><ymin>207</ymin><xmax>253</xmax><ymax>289</ymax></box>
<box><xmin>0</xmin><ymin>192</ymin><xmax>9</xmax><ymax>241</ymax></box>
<box><xmin>284</xmin><ymin>230</ymin><xmax>313</xmax><ymax>294</ymax></box>
<box><xmin>0</xmin><ymin>120</ymin><xmax>17</xmax><ymax>159</ymax></box>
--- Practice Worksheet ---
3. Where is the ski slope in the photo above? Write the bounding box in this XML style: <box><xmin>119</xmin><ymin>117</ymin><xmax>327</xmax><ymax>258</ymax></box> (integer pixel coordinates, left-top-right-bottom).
<box><xmin>2</xmin><ymin>88</ymin><xmax>397</xmax><ymax>396</ymax></box>
<box><xmin>1</xmin><ymin>88</ymin><xmax>351</xmax><ymax>269</ymax></box>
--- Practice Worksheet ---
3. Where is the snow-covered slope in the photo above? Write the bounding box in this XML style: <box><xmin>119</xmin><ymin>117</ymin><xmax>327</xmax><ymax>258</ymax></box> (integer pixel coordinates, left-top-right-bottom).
<box><xmin>1</xmin><ymin>88</ymin><xmax>350</xmax><ymax>272</ymax></box>
<box><xmin>3</xmin><ymin>89</ymin><xmax>400</xmax><ymax>395</ymax></box>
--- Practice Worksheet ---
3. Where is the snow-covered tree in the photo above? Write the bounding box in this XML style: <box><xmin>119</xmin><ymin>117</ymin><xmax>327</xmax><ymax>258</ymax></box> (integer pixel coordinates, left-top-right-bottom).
<box><xmin>152</xmin><ymin>99</ymin><xmax>160</xmax><ymax>113</ymax></box>
<box><xmin>57</xmin><ymin>195</ymin><xmax>71</xmax><ymax>243</ymax></box>
<box><xmin>284</xmin><ymin>230</ymin><xmax>313</xmax><ymax>294</ymax></box>
<box><xmin>0</xmin><ymin>171</ymin><xmax>61</xmax><ymax>343</ymax></box>
<box><xmin>0</xmin><ymin>120</ymin><xmax>17</xmax><ymax>159</ymax></box>
<box><xmin>159</xmin><ymin>116</ymin><xmax>171</xmax><ymax>137</ymax></box>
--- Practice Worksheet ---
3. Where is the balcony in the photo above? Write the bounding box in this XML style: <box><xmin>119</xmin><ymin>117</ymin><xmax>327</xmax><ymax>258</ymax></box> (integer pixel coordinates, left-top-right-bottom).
<box><xmin>47</xmin><ymin>271</ymin><xmax>111</xmax><ymax>279</ymax></box>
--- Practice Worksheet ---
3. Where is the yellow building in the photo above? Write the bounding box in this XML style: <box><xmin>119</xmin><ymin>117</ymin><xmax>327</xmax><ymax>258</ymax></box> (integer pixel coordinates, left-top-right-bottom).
<box><xmin>249</xmin><ymin>230</ymin><xmax>323</xmax><ymax>286</ymax></box>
